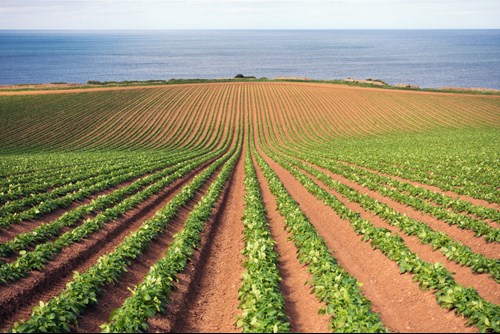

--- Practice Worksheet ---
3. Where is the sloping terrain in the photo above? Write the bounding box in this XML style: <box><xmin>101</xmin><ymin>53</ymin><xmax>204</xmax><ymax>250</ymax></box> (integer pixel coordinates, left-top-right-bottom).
<box><xmin>0</xmin><ymin>82</ymin><xmax>499</xmax><ymax>333</ymax></box>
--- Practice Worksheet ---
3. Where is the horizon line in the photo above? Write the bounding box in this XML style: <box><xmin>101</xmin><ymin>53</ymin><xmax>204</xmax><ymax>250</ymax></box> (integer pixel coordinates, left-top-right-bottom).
<box><xmin>1</xmin><ymin>28</ymin><xmax>500</xmax><ymax>31</ymax></box>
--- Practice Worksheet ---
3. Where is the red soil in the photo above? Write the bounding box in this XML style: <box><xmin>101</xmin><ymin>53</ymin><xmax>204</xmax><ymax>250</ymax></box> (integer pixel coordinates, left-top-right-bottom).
<box><xmin>297</xmin><ymin>164</ymin><xmax>499</xmax><ymax>305</ymax></box>
<box><xmin>254</xmin><ymin>155</ymin><xmax>331</xmax><ymax>333</ymax></box>
<box><xmin>307</xmin><ymin>162</ymin><xmax>499</xmax><ymax>260</ymax></box>
<box><xmin>156</xmin><ymin>150</ymin><xmax>246</xmax><ymax>333</ymax></box>
<box><xmin>1</xmin><ymin>82</ymin><xmax>498</xmax><ymax>333</ymax></box>
<box><xmin>256</xmin><ymin>147</ymin><xmax>475</xmax><ymax>333</ymax></box>
<box><xmin>0</xmin><ymin>170</ymin><xmax>152</xmax><ymax>245</ymax></box>
<box><xmin>73</xmin><ymin>162</ymin><xmax>222</xmax><ymax>333</ymax></box>
<box><xmin>340</xmin><ymin>160</ymin><xmax>500</xmax><ymax>211</ymax></box>
<box><xmin>0</xmin><ymin>158</ymin><xmax>217</xmax><ymax>331</ymax></box>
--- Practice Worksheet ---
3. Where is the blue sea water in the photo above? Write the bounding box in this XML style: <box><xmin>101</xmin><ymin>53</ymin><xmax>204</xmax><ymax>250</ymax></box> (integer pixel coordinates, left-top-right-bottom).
<box><xmin>0</xmin><ymin>30</ymin><xmax>499</xmax><ymax>89</ymax></box>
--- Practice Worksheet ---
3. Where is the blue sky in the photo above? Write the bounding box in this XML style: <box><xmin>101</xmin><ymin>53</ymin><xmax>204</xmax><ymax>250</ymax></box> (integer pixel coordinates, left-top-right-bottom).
<box><xmin>1</xmin><ymin>0</ymin><xmax>499</xmax><ymax>29</ymax></box>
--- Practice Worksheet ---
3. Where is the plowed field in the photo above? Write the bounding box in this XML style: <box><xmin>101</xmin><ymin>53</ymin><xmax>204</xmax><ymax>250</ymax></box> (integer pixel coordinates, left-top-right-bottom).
<box><xmin>0</xmin><ymin>81</ymin><xmax>499</xmax><ymax>333</ymax></box>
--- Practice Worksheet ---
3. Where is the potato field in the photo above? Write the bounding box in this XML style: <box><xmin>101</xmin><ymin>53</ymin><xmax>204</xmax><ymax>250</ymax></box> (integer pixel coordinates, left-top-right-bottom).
<box><xmin>0</xmin><ymin>81</ymin><xmax>499</xmax><ymax>333</ymax></box>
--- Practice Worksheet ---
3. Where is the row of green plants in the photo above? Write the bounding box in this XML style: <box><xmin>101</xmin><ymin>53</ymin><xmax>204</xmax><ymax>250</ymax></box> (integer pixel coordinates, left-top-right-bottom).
<box><xmin>0</xmin><ymin>150</ymin><xmax>127</xmax><ymax>178</ymax></box>
<box><xmin>0</xmin><ymin>153</ymin><xmax>171</xmax><ymax>204</ymax></box>
<box><xmin>319</xmin><ymin>158</ymin><xmax>499</xmax><ymax>242</ymax></box>
<box><xmin>334</xmin><ymin>161</ymin><xmax>500</xmax><ymax>222</ymax></box>
<box><xmin>0</xmin><ymin>147</ymin><xmax>224</xmax><ymax>285</ymax></box>
<box><xmin>268</xmin><ymin>114</ymin><xmax>499</xmax><ymax>232</ymax></box>
<box><xmin>8</xmin><ymin>140</ymin><xmax>238</xmax><ymax>333</ymax></box>
<box><xmin>88</xmin><ymin>87</ymin><xmax>202</xmax><ymax>151</ymax></box>
<box><xmin>272</xmin><ymin>148</ymin><xmax>500</xmax><ymax>281</ymax></box>
<box><xmin>0</xmin><ymin>87</ymin><xmax>228</xmax><ymax>217</ymax></box>
<box><xmin>0</xmin><ymin>83</ymin><xmax>230</xmax><ymax>153</ymax></box>
<box><xmin>0</xmin><ymin>154</ymin><xmax>187</xmax><ymax>229</ymax></box>
<box><xmin>0</xmin><ymin>152</ymin><xmax>140</xmax><ymax>192</ymax></box>
<box><xmin>314</xmin><ymin>129</ymin><xmax>500</xmax><ymax>204</ymax></box>
<box><xmin>261</xmin><ymin>142</ymin><xmax>499</xmax><ymax>332</ymax></box>
<box><xmin>253</xmin><ymin>139</ymin><xmax>387</xmax><ymax>333</ymax></box>
<box><xmin>100</xmin><ymin>137</ymin><xmax>241</xmax><ymax>333</ymax></box>
<box><xmin>274</xmin><ymin>127</ymin><xmax>499</xmax><ymax>218</ymax></box>
<box><xmin>0</xmin><ymin>89</ymin><xmax>153</xmax><ymax>153</ymax></box>
<box><xmin>0</xmin><ymin>148</ymin><xmax>221</xmax><ymax>258</ymax></box>
<box><xmin>236</xmin><ymin>144</ymin><xmax>290</xmax><ymax>333</ymax></box>
<box><xmin>0</xmin><ymin>154</ymin><xmax>174</xmax><ymax>217</ymax></box>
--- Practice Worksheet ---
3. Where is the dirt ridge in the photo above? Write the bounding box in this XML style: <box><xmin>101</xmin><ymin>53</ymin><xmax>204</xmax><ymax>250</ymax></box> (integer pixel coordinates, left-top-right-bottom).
<box><xmin>0</xmin><ymin>157</ymin><xmax>218</xmax><ymax>331</ymax></box>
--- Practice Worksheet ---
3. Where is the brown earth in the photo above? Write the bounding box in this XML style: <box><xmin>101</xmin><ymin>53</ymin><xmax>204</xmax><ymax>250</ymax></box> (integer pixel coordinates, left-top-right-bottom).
<box><xmin>339</xmin><ymin>160</ymin><xmax>500</xmax><ymax>211</ymax></box>
<box><xmin>1</xmin><ymin>81</ymin><xmax>499</xmax><ymax>333</ymax></box>
<box><xmin>295</xmin><ymin>162</ymin><xmax>500</xmax><ymax>305</ymax></box>
<box><xmin>151</xmin><ymin>149</ymin><xmax>245</xmax><ymax>333</ymax></box>
<box><xmin>0</xmin><ymin>168</ymin><xmax>156</xmax><ymax>246</ymax></box>
<box><xmin>0</xmin><ymin>157</ymin><xmax>219</xmax><ymax>331</ymax></box>
<box><xmin>253</xmin><ymin>154</ymin><xmax>331</xmax><ymax>333</ymax></box>
<box><xmin>255</xmin><ymin>146</ymin><xmax>475</xmax><ymax>333</ymax></box>
<box><xmin>305</xmin><ymin>161</ymin><xmax>499</xmax><ymax>260</ymax></box>
<box><xmin>72</xmin><ymin>159</ymin><xmax>223</xmax><ymax>333</ymax></box>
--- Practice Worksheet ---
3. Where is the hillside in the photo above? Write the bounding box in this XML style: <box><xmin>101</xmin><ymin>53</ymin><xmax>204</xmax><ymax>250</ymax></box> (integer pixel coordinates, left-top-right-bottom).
<box><xmin>0</xmin><ymin>82</ymin><xmax>499</xmax><ymax>333</ymax></box>
<box><xmin>1</xmin><ymin>82</ymin><xmax>499</xmax><ymax>151</ymax></box>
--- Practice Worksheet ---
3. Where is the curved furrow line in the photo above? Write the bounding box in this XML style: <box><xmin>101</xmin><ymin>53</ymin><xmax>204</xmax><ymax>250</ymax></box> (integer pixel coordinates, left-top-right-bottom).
<box><xmin>145</xmin><ymin>85</ymin><xmax>214</xmax><ymax>150</ymax></box>
<box><xmin>0</xmin><ymin>149</ymin><xmax>219</xmax><ymax>255</ymax></box>
<box><xmin>1</xmin><ymin>130</ymin><xmax>238</xmax><ymax>332</ymax></box>
<box><xmin>168</xmin><ymin>84</ymin><xmax>227</xmax><ymax>150</ymax></box>
<box><xmin>13</xmin><ymin>90</ymin><xmax>151</xmax><ymax>151</ymax></box>
<box><xmin>273</xmin><ymin>150</ymin><xmax>500</xmax><ymax>292</ymax></box>
<box><xmin>84</xmin><ymin>89</ymin><xmax>176</xmax><ymax>150</ymax></box>
<box><xmin>0</xmin><ymin>154</ymin><xmax>174</xmax><ymax>217</ymax></box>
<box><xmin>68</xmin><ymin>88</ymin><xmax>163</xmax><ymax>149</ymax></box>
<box><xmin>167</xmin><ymin>85</ymin><xmax>225</xmax><ymax>150</ymax></box>
<box><xmin>257</xmin><ymin>104</ymin><xmax>498</xmax><ymax>332</ymax></box>
<box><xmin>131</xmin><ymin>86</ymin><xmax>201</xmax><ymax>149</ymax></box>
<box><xmin>95</xmin><ymin>89</ymin><xmax>188</xmax><ymax>150</ymax></box>
<box><xmin>0</xmin><ymin>92</ymin><xmax>126</xmax><ymax>150</ymax></box>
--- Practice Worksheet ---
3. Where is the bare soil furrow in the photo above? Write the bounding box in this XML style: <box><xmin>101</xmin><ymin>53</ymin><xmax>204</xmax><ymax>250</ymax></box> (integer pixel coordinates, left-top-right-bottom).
<box><xmin>0</xmin><ymin>170</ymin><xmax>151</xmax><ymax>244</ymax></box>
<box><xmin>339</xmin><ymin>160</ymin><xmax>500</xmax><ymax>211</ymax></box>
<box><xmin>159</xmin><ymin>151</ymin><xmax>245</xmax><ymax>333</ymax></box>
<box><xmin>309</xmin><ymin>162</ymin><xmax>500</xmax><ymax>260</ymax></box>
<box><xmin>298</xmin><ymin>164</ymin><xmax>500</xmax><ymax>305</ymax></box>
<box><xmin>257</xmin><ymin>149</ymin><xmax>474</xmax><ymax>333</ymax></box>
<box><xmin>0</xmin><ymin>159</ymin><xmax>215</xmax><ymax>331</ymax></box>
<box><xmin>253</xmin><ymin>156</ymin><xmax>331</xmax><ymax>333</ymax></box>
<box><xmin>73</xmin><ymin>162</ymin><xmax>222</xmax><ymax>333</ymax></box>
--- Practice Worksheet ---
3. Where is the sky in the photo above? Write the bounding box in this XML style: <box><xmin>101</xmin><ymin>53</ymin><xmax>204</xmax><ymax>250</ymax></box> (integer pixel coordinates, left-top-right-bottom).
<box><xmin>0</xmin><ymin>0</ymin><xmax>499</xmax><ymax>30</ymax></box>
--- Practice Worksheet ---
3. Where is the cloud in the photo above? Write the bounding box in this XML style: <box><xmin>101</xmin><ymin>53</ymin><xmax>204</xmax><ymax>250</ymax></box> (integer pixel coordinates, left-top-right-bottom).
<box><xmin>1</xmin><ymin>0</ymin><xmax>499</xmax><ymax>29</ymax></box>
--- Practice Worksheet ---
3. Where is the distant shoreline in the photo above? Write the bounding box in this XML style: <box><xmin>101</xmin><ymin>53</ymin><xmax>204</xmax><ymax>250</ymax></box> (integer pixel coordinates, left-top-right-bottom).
<box><xmin>1</xmin><ymin>77</ymin><xmax>499</xmax><ymax>96</ymax></box>
<box><xmin>2</xmin><ymin>30</ymin><xmax>499</xmax><ymax>90</ymax></box>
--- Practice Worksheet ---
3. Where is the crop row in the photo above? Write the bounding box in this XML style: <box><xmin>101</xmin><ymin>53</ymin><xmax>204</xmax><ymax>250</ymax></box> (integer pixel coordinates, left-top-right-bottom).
<box><xmin>259</xmin><ymin>139</ymin><xmax>499</xmax><ymax>332</ymax></box>
<box><xmin>0</xmin><ymin>145</ymin><xmax>227</xmax><ymax>285</ymax></box>
<box><xmin>100</xmin><ymin>135</ymin><xmax>241</xmax><ymax>333</ymax></box>
<box><xmin>0</xmin><ymin>152</ymin><xmax>193</xmax><ymax>229</ymax></box>
<box><xmin>4</xmin><ymin>83</ymin><xmax>499</xmax><ymax>153</ymax></box>
<box><xmin>316</xmin><ymin>132</ymin><xmax>500</xmax><ymax>203</ymax></box>
<box><xmin>314</xmin><ymin>158</ymin><xmax>499</xmax><ymax>241</ymax></box>
<box><xmin>0</xmin><ymin>92</ymin><xmax>233</xmax><ymax>230</ymax></box>
<box><xmin>252</xmin><ymin>135</ymin><xmax>387</xmax><ymax>333</ymax></box>
<box><xmin>270</xmin><ymin>147</ymin><xmax>500</xmax><ymax>281</ymax></box>
<box><xmin>1</xmin><ymin>88</ymin><xmax>160</xmax><ymax>152</ymax></box>
<box><xmin>248</xmin><ymin>83</ymin><xmax>499</xmax><ymax>204</ymax></box>
<box><xmin>235</xmin><ymin>142</ymin><xmax>290</xmax><ymax>333</ymax></box>
<box><xmin>257</xmin><ymin>95</ymin><xmax>499</xmax><ymax>231</ymax></box>
<box><xmin>0</xmin><ymin>154</ymin><xmax>174</xmax><ymax>215</ymax></box>
<box><xmin>0</xmin><ymin>147</ymin><xmax>223</xmax><ymax>259</ymax></box>
<box><xmin>8</xmin><ymin>137</ymin><xmax>239</xmax><ymax>333</ymax></box>
<box><xmin>333</xmin><ymin>161</ymin><xmax>500</xmax><ymax>222</ymax></box>
<box><xmin>276</xmin><ymin>129</ymin><xmax>500</xmax><ymax>242</ymax></box>
<box><xmin>0</xmin><ymin>152</ymin><xmax>138</xmax><ymax>190</ymax></box>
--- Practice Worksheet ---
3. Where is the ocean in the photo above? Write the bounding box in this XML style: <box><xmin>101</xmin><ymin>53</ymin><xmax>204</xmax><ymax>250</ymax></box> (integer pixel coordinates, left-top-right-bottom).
<box><xmin>0</xmin><ymin>30</ymin><xmax>499</xmax><ymax>89</ymax></box>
